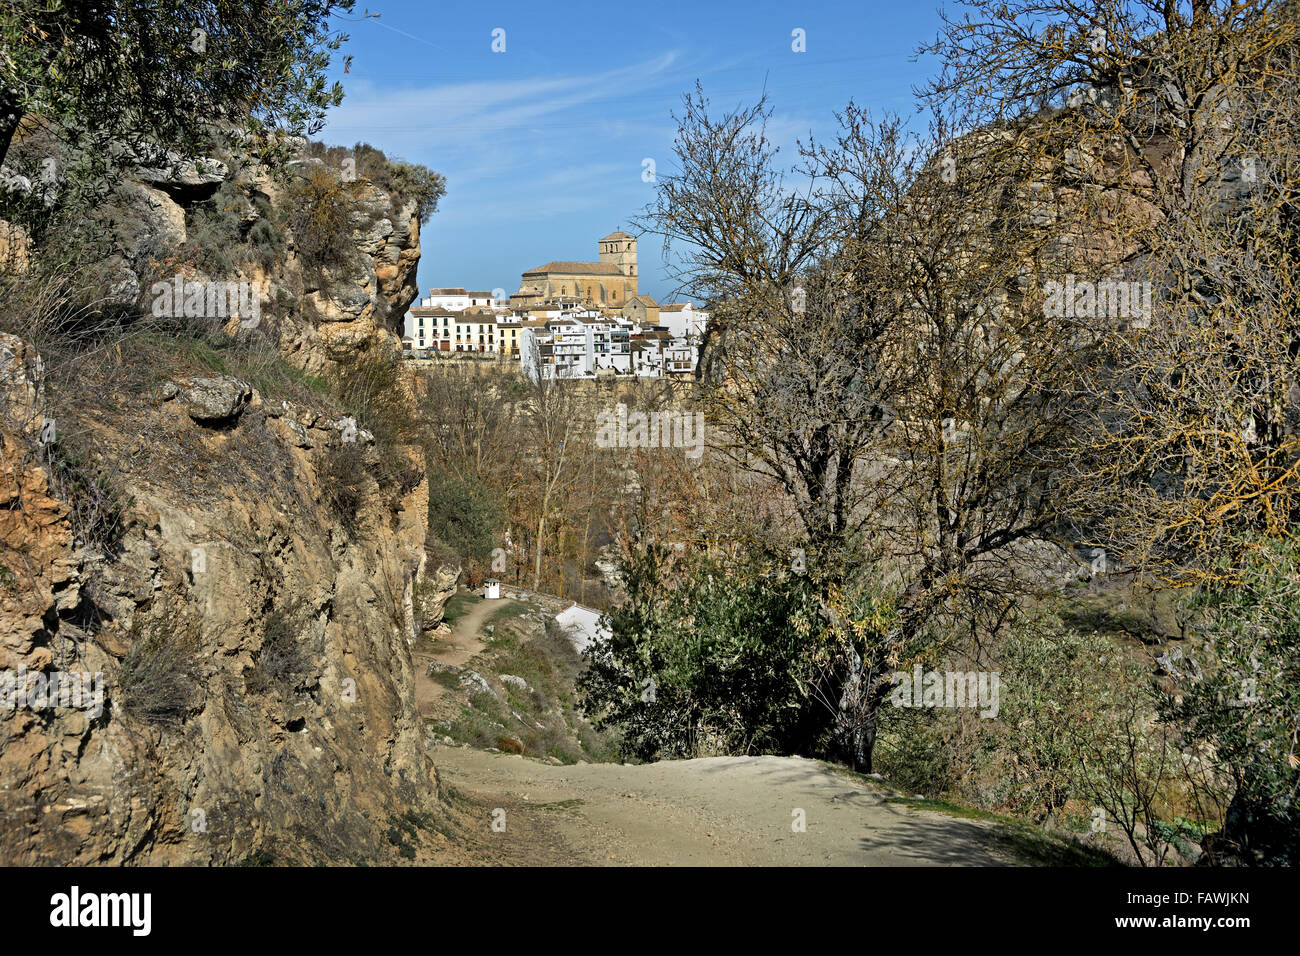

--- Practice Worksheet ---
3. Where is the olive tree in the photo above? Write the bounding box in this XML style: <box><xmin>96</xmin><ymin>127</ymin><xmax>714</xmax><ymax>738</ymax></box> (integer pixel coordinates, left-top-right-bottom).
<box><xmin>1</xmin><ymin>0</ymin><xmax>355</xmax><ymax>198</ymax></box>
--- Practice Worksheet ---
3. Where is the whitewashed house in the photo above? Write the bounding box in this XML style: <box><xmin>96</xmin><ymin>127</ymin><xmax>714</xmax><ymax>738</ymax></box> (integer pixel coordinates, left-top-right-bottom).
<box><xmin>659</xmin><ymin>302</ymin><xmax>709</xmax><ymax>339</ymax></box>
<box><xmin>664</xmin><ymin>337</ymin><xmax>698</xmax><ymax>375</ymax></box>
<box><xmin>421</xmin><ymin>288</ymin><xmax>471</xmax><ymax>311</ymax></box>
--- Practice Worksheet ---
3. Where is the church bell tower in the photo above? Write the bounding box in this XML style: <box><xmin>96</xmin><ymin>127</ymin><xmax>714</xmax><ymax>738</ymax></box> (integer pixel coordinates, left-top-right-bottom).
<box><xmin>599</xmin><ymin>231</ymin><xmax>638</xmax><ymax>297</ymax></box>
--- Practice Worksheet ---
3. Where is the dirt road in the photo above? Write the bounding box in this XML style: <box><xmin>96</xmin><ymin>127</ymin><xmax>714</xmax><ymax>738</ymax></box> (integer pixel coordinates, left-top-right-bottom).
<box><xmin>434</xmin><ymin>746</ymin><xmax>1027</xmax><ymax>866</ymax></box>
<box><xmin>412</xmin><ymin>597</ymin><xmax>502</xmax><ymax>717</ymax></box>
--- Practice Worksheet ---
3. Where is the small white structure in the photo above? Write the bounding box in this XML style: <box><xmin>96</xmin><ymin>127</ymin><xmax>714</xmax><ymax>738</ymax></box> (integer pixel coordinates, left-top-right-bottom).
<box><xmin>483</xmin><ymin>578</ymin><xmax>501</xmax><ymax>600</ymax></box>
<box><xmin>554</xmin><ymin>603</ymin><xmax>610</xmax><ymax>653</ymax></box>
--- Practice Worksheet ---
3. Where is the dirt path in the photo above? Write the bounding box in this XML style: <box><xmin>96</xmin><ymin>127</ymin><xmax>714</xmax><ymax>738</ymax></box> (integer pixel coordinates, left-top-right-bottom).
<box><xmin>433</xmin><ymin>746</ymin><xmax>1026</xmax><ymax>866</ymax></box>
<box><xmin>412</xmin><ymin>597</ymin><xmax>505</xmax><ymax>718</ymax></box>
<box><xmin>417</xmin><ymin>591</ymin><xmax>1035</xmax><ymax>865</ymax></box>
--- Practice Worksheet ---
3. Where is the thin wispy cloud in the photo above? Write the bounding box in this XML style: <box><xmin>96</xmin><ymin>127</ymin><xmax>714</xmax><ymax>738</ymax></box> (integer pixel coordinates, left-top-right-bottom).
<box><xmin>314</xmin><ymin>1</ymin><xmax>944</xmax><ymax>297</ymax></box>
<box><xmin>324</xmin><ymin>52</ymin><xmax>682</xmax><ymax>153</ymax></box>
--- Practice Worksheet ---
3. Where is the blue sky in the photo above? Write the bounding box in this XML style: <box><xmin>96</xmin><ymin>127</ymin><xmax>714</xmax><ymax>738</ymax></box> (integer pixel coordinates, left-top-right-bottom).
<box><xmin>320</xmin><ymin>0</ymin><xmax>948</xmax><ymax>303</ymax></box>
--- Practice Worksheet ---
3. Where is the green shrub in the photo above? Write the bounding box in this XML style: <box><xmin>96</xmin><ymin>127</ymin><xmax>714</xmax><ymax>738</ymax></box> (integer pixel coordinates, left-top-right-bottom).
<box><xmin>1167</xmin><ymin>537</ymin><xmax>1300</xmax><ymax>865</ymax></box>
<box><xmin>250</xmin><ymin>599</ymin><xmax>316</xmax><ymax>691</ymax></box>
<box><xmin>386</xmin><ymin>811</ymin><xmax>432</xmax><ymax>860</ymax></box>
<box><xmin>993</xmin><ymin>612</ymin><xmax>1192</xmax><ymax>865</ymax></box>
<box><xmin>427</xmin><ymin>471</ymin><xmax>503</xmax><ymax>569</ymax></box>
<box><xmin>246</xmin><ymin>192</ymin><xmax>283</xmax><ymax>267</ymax></box>
<box><xmin>173</xmin><ymin>182</ymin><xmax>284</xmax><ymax>279</ymax></box>
<box><xmin>992</xmin><ymin>619</ymin><xmax>1117</xmax><ymax>818</ymax></box>
<box><xmin>181</xmin><ymin>182</ymin><xmax>247</xmax><ymax>276</ymax></box>
<box><xmin>352</xmin><ymin>142</ymin><xmax>446</xmax><ymax>225</ymax></box>
<box><xmin>577</xmin><ymin>544</ymin><xmax>830</xmax><ymax>761</ymax></box>
<box><xmin>448</xmin><ymin>692</ymin><xmax>506</xmax><ymax>749</ymax></box>
<box><xmin>302</xmin><ymin>140</ymin><xmax>446</xmax><ymax>225</ymax></box>
<box><xmin>873</xmin><ymin>707</ymin><xmax>961</xmax><ymax>797</ymax></box>
<box><xmin>330</xmin><ymin>349</ymin><xmax>420</xmax><ymax>481</ymax></box>
<box><xmin>320</xmin><ymin>441</ymin><xmax>368</xmax><ymax>537</ymax></box>
<box><xmin>235</xmin><ymin>849</ymin><xmax>276</xmax><ymax>867</ymax></box>
<box><xmin>42</xmin><ymin>431</ymin><xmax>128</xmax><ymax>555</ymax></box>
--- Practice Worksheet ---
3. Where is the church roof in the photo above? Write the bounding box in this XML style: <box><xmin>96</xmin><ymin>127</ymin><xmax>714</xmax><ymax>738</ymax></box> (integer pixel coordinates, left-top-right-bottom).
<box><xmin>601</xmin><ymin>231</ymin><xmax>634</xmax><ymax>241</ymax></box>
<box><xmin>625</xmin><ymin>294</ymin><xmax>660</xmax><ymax>308</ymax></box>
<box><xmin>523</xmin><ymin>261</ymin><xmax>623</xmax><ymax>276</ymax></box>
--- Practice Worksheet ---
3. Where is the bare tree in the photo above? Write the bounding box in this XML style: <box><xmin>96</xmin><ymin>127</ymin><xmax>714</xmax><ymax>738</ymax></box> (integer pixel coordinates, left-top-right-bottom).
<box><xmin>921</xmin><ymin>0</ymin><xmax>1300</xmax><ymax>861</ymax></box>
<box><xmin>418</xmin><ymin>363</ymin><xmax>520</xmax><ymax>484</ymax></box>
<box><xmin>520</xmin><ymin>341</ymin><xmax>585</xmax><ymax>593</ymax></box>
<box><xmin>920</xmin><ymin>0</ymin><xmax>1300</xmax><ymax>580</ymax></box>
<box><xmin>638</xmin><ymin>91</ymin><xmax>1088</xmax><ymax>770</ymax></box>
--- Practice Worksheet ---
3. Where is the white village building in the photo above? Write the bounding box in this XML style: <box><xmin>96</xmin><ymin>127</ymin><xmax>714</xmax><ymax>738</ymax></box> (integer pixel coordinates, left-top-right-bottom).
<box><xmin>658</xmin><ymin>302</ymin><xmax>709</xmax><ymax>339</ymax></box>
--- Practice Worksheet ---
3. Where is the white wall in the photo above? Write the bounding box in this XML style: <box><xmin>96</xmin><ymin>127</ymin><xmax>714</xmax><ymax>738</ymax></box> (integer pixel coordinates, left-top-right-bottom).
<box><xmin>404</xmin><ymin>310</ymin><xmax>436</xmax><ymax>350</ymax></box>
<box><xmin>423</xmin><ymin>293</ymin><xmax>470</xmax><ymax>311</ymax></box>
<box><xmin>660</xmin><ymin>304</ymin><xmax>708</xmax><ymax>339</ymax></box>
<box><xmin>555</xmin><ymin>604</ymin><xmax>610</xmax><ymax>652</ymax></box>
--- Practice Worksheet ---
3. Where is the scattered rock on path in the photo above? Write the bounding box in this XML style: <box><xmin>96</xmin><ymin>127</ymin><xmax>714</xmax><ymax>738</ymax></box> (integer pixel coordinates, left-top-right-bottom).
<box><xmin>459</xmin><ymin>669</ymin><xmax>496</xmax><ymax>697</ymax></box>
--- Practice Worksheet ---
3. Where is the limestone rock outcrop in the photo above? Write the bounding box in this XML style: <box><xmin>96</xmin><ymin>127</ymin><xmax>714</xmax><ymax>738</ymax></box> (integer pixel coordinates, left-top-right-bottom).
<box><xmin>16</xmin><ymin>141</ymin><xmax>424</xmax><ymax>378</ymax></box>
<box><xmin>182</xmin><ymin>375</ymin><xmax>252</xmax><ymax>424</ymax></box>
<box><xmin>0</xmin><ymin>337</ymin><xmax>441</xmax><ymax>865</ymax></box>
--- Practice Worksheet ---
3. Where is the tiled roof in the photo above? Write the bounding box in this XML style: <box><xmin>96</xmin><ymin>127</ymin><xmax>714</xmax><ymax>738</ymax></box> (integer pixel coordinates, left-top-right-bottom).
<box><xmin>601</xmin><ymin>231</ymin><xmax>634</xmax><ymax>241</ymax></box>
<box><xmin>428</xmin><ymin>288</ymin><xmax>467</xmax><ymax>295</ymax></box>
<box><xmin>523</xmin><ymin>261</ymin><xmax>623</xmax><ymax>276</ymax></box>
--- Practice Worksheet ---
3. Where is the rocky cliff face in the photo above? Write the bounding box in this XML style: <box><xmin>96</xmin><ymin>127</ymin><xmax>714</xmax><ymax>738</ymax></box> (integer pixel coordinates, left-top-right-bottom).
<box><xmin>270</xmin><ymin>166</ymin><xmax>424</xmax><ymax>373</ymax></box>
<box><xmin>0</xmin><ymin>144</ymin><xmax>455</xmax><ymax>864</ymax></box>
<box><xmin>0</xmin><ymin>333</ymin><xmax>449</xmax><ymax>864</ymax></box>
<box><xmin>115</xmin><ymin>149</ymin><xmax>424</xmax><ymax>373</ymax></box>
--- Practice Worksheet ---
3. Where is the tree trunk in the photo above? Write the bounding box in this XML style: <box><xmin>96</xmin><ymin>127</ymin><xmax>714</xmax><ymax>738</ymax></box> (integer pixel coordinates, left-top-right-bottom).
<box><xmin>533</xmin><ymin>512</ymin><xmax>545</xmax><ymax>592</ymax></box>
<box><xmin>831</xmin><ymin>616</ymin><xmax>910</xmax><ymax>773</ymax></box>
<box><xmin>831</xmin><ymin>648</ymin><xmax>885</xmax><ymax>773</ymax></box>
